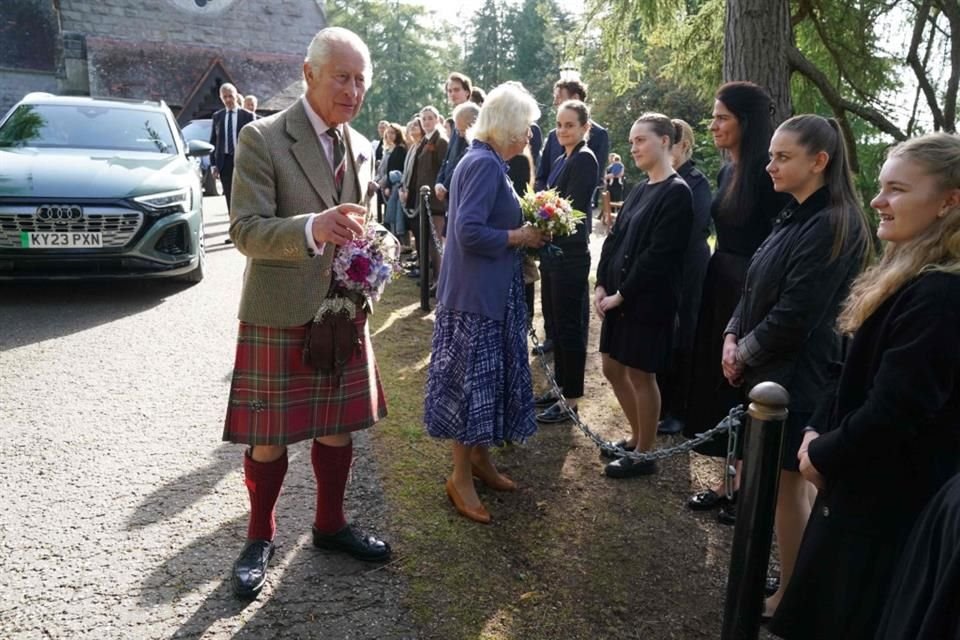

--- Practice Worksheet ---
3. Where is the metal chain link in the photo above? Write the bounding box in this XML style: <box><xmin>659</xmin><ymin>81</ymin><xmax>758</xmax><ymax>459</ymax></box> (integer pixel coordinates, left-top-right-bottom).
<box><xmin>529</xmin><ymin>326</ymin><xmax>744</xmax><ymax>462</ymax></box>
<box><xmin>422</xmin><ymin>190</ymin><xmax>444</xmax><ymax>258</ymax></box>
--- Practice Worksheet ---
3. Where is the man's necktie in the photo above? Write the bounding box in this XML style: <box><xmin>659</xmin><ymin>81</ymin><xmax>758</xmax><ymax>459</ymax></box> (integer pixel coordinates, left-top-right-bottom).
<box><xmin>327</xmin><ymin>127</ymin><xmax>345</xmax><ymax>192</ymax></box>
<box><xmin>226</xmin><ymin>110</ymin><xmax>234</xmax><ymax>155</ymax></box>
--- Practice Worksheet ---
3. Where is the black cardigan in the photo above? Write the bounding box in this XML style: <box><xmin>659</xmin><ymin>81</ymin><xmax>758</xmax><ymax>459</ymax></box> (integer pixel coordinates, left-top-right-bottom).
<box><xmin>547</xmin><ymin>141</ymin><xmax>598</xmax><ymax>252</ymax></box>
<box><xmin>725</xmin><ymin>187</ymin><xmax>867</xmax><ymax>413</ymax></box>
<box><xmin>808</xmin><ymin>270</ymin><xmax>960</xmax><ymax>532</ymax></box>
<box><xmin>595</xmin><ymin>174</ymin><xmax>693</xmax><ymax>324</ymax></box>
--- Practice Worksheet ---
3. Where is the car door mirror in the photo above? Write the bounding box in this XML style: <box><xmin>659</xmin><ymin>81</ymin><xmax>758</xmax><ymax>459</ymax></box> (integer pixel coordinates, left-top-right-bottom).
<box><xmin>186</xmin><ymin>139</ymin><xmax>214</xmax><ymax>157</ymax></box>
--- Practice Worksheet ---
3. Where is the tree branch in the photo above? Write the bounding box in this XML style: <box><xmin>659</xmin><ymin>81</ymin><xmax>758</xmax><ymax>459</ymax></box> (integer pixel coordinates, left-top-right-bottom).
<box><xmin>906</xmin><ymin>0</ymin><xmax>945</xmax><ymax>130</ymax></box>
<box><xmin>935</xmin><ymin>0</ymin><xmax>959</xmax><ymax>130</ymax></box>
<box><xmin>786</xmin><ymin>44</ymin><xmax>907</xmax><ymax>140</ymax></box>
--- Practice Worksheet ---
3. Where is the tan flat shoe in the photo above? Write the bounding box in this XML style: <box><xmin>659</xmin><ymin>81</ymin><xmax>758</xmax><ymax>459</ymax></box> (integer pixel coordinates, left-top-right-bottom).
<box><xmin>445</xmin><ymin>479</ymin><xmax>491</xmax><ymax>524</ymax></box>
<box><xmin>471</xmin><ymin>464</ymin><xmax>517</xmax><ymax>491</ymax></box>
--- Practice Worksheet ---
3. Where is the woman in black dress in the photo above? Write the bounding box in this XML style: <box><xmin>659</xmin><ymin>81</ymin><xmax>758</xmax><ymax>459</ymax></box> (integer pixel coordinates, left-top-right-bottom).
<box><xmin>535</xmin><ymin>100</ymin><xmax>599</xmax><ymax>423</ymax></box>
<box><xmin>684</xmin><ymin>82</ymin><xmax>789</xmax><ymax>519</ymax></box>
<box><xmin>769</xmin><ymin>132</ymin><xmax>960</xmax><ymax>639</ymax></box>
<box><xmin>594</xmin><ymin>113</ymin><xmax>693</xmax><ymax>477</ymax></box>
<box><xmin>721</xmin><ymin>114</ymin><xmax>871</xmax><ymax>618</ymax></box>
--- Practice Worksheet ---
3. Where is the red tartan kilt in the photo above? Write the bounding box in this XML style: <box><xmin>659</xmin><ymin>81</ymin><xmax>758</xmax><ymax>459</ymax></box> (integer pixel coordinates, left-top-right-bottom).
<box><xmin>223</xmin><ymin>313</ymin><xmax>387</xmax><ymax>446</ymax></box>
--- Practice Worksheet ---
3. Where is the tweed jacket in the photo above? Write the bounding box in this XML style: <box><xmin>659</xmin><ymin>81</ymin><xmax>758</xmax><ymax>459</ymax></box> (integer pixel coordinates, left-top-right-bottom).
<box><xmin>229</xmin><ymin>99</ymin><xmax>373</xmax><ymax>327</ymax></box>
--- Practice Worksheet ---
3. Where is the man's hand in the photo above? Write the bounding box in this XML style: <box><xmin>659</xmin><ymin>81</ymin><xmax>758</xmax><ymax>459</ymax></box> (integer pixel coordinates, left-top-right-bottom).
<box><xmin>367</xmin><ymin>181</ymin><xmax>379</xmax><ymax>196</ymax></box>
<box><xmin>721</xmin><ymin>334</ymin><xmax>744</xmax><ymax>387</ymax></box>
<box><xmin>434</xmin><ymin>184</ymin><xmax>447</xmax><ymax>201</ymax></box>
<box><xmin>593</xmin><ymin>286</ymin><xmax>607</xmax><ymax>319</ymax></box>
<box><xmin>798</xmin><ymin>430</ymin><xmax>825</xmax><ymax>489</ymax></box>
<box><xmin>311</xmin><ymin>204</ymin><xmax>366</xmax><ymax>247</ymax></box>
<box><xmin>211</xmin><ymin>166</ymin><xmax>219</xmax><ymax>179</ymax></box>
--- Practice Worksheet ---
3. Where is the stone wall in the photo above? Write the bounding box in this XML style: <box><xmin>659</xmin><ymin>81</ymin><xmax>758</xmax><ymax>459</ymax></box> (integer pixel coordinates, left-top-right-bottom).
<box><xmin>0</xmin><ymin>70</ymin><xmax>58</xmax><ymax>117</ymax></box>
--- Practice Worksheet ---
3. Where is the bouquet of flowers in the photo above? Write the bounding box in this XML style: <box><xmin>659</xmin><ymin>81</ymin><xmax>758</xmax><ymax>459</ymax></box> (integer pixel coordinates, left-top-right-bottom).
<box><xmin>519</xmin><ymin>188</ymin><xmax>586</xmax><ymax>256</ymax></box>
<box><xmin>331</xmin><ymin>224</ymin><xmax>402</xmax><ymax>302</ymax></box>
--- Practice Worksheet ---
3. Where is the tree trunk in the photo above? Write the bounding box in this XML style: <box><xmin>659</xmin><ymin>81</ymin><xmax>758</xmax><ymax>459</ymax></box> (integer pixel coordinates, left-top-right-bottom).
<box><xmin>724</xmin><ymin>0</ymin><xmax>793</xmax><ymax>124</ymax></box>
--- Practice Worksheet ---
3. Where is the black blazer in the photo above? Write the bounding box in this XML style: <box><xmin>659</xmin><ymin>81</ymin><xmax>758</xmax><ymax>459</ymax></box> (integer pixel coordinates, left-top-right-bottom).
<box><xmin>548</xmin><ymin>141</ymin><xmax>597</xmax><ymax>251</ymax></box>
<box><xmin>209</xmin><ymin>107</ymin><xmax>255</xmax><ymax>170</ymax></box>
<box><xmin>725</xmin><ymin>187</ymin><xmax>867</xmax><ymax>413</ymax></box>
<box><xmin>595</xmin><ymin>175</ymin><xmax>693</xmax><ymax>324</ymax></box>
<box><xmin>808</xmin><ymin>270</ymin><xmax>960</xmax><ymax>532</ymax></box>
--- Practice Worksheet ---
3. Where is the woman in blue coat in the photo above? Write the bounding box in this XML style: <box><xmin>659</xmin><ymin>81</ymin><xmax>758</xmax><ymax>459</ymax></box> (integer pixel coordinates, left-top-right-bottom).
<box><xmin>424</xmin><ymin>83</ymin><xmax>548</xmax><ymax>524</ymax></box>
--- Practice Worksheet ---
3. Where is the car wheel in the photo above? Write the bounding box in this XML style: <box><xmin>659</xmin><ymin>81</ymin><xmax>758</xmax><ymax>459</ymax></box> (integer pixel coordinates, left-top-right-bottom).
<box><xmin>182</xmin><ymin>217</ymin><xmax>206</xmax><ymax>284</ymax></box>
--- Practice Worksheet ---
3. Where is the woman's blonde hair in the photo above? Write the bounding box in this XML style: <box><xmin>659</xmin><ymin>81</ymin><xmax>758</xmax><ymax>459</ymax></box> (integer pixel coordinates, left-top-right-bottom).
<box><xmin>838</xmin><ymin>132</ymin><xmax>960</xmax><ymax>333</ymax></box>
<box><xmin>470</xmin><ymin>81</ymin><xmax>541</xmax><ymax>150</ymax></box>
<box><xmin>671</xmin><ymin>118</ymin><xmax>695</xmax><ymax>163</ymax></box>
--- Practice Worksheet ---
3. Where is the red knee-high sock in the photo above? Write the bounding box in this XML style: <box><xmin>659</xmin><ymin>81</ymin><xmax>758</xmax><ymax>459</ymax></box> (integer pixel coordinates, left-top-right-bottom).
<box><xmin>311</xmin><ymin>440</ymin><xmax>353</xmax><ymax>534</ymax></box>
<box><xmin>244</xmin><ymin>451</ymin><xmax>288</xmax><ymax>541</ymax></box>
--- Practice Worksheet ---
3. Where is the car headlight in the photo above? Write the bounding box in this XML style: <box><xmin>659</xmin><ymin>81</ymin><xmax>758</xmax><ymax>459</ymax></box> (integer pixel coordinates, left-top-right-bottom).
<box><xmin>134</xmin><ymin>188</ymin><xmax>191</xmax><ymax>215</ymax></box>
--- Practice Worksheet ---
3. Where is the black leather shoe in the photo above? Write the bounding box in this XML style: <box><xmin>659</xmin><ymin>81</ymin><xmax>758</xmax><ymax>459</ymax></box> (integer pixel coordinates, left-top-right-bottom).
<box><xmin>534</xmin><ymin>390</ymin><xmax>560</xmax><ymax>408</ymax></box>
<box><xmin>657</xmin><ymin>416</ymin><xmax>684</xmax><ymax>435</ymax></box>
<box><xmin>405</xmin><ymin>268</ymin><xmax>420</xmax><ymax>278</ymax></box>
<box><xmin>599</xmin><ymin>439</ymin><xmax>635</xmax><ymax>460</ymax></box>
<box><xmin>536</xmin><ymin>402</ymin><xmax>576</xmax><ymax>424</ymax></box>
<box><xmin>765</xmin><ymin>575</ymin><xmax>780</xmax><ymax>596</ymax></box>
<box><xmin>232</xmin><ymin>539</ymin><xmax>275</xmax><ymax>599</ymax></box>
<box><xmin>531</xmin><ymin>338</ymin><xmax>554</xmax><ymax>355</ymax></box>
<box><xmin>312</xmin><ymin>524</ymin><xmax>391</xmax><ymax>562</ymax></box>
<box><xmin>604</xmin><ymin>456</ymin><xmax>657</xmax><ymax>478</ymax></box>
<box><xmin>687</xmin><ymin>489</ymin><xmax>736</xmax><ymax>511</ymax></box>
<box><xmin>717</xmin><ymin>501</ymin><xmax>737</xmax><ymax>525</ymax></box>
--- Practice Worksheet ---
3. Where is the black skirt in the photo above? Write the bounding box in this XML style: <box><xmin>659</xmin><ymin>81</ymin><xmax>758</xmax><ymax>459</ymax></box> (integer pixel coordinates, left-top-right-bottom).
<box><xmin>683</xmin><ymin>250</ymin><xmax>749</xmax><ymax>455</ymax></box>
<box><xmin>599</xmin><ymin>309</ymin><xmax>674</xmax><ymax>373</ymax></box>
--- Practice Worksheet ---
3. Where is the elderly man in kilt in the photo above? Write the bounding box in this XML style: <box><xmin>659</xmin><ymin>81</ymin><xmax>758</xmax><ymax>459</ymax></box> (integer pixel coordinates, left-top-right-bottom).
<box><xmin>223</xmin><ymin>27</ymin><xmax>391</xmax><ymax>599</ymax></box>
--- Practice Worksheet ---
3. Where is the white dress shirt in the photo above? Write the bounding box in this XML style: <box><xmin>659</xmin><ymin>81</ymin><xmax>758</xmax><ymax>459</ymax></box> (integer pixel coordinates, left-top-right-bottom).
<box><xmin>300</xmin><ymin>96</ymin><xmax>344</xmax><ymax>256</ymax></box>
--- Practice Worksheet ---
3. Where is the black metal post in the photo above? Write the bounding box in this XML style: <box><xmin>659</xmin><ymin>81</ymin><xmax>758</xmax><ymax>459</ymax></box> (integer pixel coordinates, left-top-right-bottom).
<box><xmin>418</xmin><ymin>185</ymin><xmax>431</xmax><ymax>312</ymax></box>
<box><xmin>720</xmin><ymin>382</ymin><xmax>790</xmax><ymax>640</ymax></box>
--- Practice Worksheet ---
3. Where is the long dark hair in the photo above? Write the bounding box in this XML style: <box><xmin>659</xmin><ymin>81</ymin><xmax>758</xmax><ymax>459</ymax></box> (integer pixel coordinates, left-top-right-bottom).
<box><xmin>776</xmin><ymin>114</ymin><xmax>870</xmax><ymax>265</ymax></box>
<box><xmin>716</xmin><ymin>81</ymin><xmax>776</xmax><ymax>224</ymax></box>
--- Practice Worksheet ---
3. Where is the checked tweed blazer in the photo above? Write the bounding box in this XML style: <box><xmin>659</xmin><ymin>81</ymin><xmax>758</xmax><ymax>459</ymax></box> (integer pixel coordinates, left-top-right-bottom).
<box><xmin>229</xmin><ymin>99</ymin><xmax>373</xmax><ymax>327</ymax></box>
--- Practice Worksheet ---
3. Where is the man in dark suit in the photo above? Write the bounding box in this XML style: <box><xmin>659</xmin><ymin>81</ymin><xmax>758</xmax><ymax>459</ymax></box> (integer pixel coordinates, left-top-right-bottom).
<box><xmin>433</xmin><ymin>72</ymin><xmax>472</xmax><ymax>206</ymax></box>
<box><xmin>209</xmin><ymin>82</ymin><xmax>255</xmax><ymax>210</ymax></box>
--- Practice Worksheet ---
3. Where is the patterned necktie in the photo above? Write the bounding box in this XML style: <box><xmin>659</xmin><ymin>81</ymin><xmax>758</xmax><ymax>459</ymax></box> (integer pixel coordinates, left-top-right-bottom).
<box><xmin>226</xmin><ymin>110</ymin><xmax>234</xmax><ymax>155</ymax></box>
<box><xmin>327</xmin><ymin>127</ymin><xmax>345</xmax><ymax>193</ymax></box>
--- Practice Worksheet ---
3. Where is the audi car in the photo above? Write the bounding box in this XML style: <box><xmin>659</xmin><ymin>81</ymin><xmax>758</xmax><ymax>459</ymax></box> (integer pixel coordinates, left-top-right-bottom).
<box><xmin>0</xmin><ymin>93</ymin><xmax>214</xmax><ymax>282</ymax></box>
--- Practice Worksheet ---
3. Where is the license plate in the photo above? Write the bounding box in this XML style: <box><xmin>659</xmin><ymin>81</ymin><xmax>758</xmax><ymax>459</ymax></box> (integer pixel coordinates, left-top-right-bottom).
<box><xmin>20</xmin><ymin>231</ymin><xmax>103</xmax><ymax>248</ymax></box>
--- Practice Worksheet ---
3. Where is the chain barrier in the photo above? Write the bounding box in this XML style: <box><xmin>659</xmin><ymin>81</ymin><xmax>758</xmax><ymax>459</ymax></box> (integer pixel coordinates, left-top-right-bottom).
<box><xmin>422</xmin><ymin>189</ymin><xmax>445</xmax><ymax>258</ymax></box>
<box><xmin>528</xmin><ymin>326</ymin><xmax>744</xmax><ymax>462</ymax></box>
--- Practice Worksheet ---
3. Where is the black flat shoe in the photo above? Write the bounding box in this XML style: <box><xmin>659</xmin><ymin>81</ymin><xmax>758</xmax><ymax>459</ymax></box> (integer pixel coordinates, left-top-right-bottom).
<box><xmin>531</xmin><ymin>339</ymin><xmax>554</xmax><ymax>355</ymax></box>
<box><xmin>604</xmin><ymin>456</ymin><xmax>657</xmax><ymax>478</ymax></box>
<box><xmin>717</xmin><ymin>501</ymin><xmax>737</xmax><ymax>525</ymax></box>
<box><xmin>534</xmin><ymin>390</ymin><xmax>560</xmax><ymax>408</ymax></box>
<box><xmin>657</xmin><ymin>416</ymin><xmax>684</xmax><ymax>435</ymax></box>
<box><xmin>687</xmin><ymin>489</ymin><xmax>736</xmax><ymax>511</ymax></box>
<box><xmin>536</xmin><ymin>402</ymin><xmax>576</xmax><ymax>424</ymax></box>
<box><xmin>312</xmin><ymin>524</ymin><xmax>391</xmax><ymax>562</ymax></box>
<box><xmin>599</xmin><ymin>439</ymin><xmax>635</xmax><ymax>460</ymax></box>
<box><xmin>232</xmin><ymin>539</ymin><xmax>275</xmax><ymax>599</ymax></box>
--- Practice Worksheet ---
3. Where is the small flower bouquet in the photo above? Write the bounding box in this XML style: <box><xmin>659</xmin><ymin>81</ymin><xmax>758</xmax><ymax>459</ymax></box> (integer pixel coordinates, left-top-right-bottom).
<box><xmin>331</xmin><ymin>225</ymin><xmax>402</xmax><ymax>303</ymax></box>
<box><xmin>519</xmin><ymin>188</ymin><xmax>586</xmax><ymax>256</ymax></box>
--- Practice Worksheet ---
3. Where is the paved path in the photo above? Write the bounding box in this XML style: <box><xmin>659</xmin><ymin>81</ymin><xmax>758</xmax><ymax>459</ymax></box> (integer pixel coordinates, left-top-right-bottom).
<box><xmin>0</xmin><ymin>198</ymin><xmax>416</xmax><ymax>639</ymax></box>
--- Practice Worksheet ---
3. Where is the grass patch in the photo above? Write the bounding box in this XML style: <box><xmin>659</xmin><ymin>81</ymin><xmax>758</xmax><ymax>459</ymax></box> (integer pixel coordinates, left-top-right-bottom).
<box><xmin>369</xmin><ymin>267</ymin><xmax>738</xmax><ymax>640</ymax></box>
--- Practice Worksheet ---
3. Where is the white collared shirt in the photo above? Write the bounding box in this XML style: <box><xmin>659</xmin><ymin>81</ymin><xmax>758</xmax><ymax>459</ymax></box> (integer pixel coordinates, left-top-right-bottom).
<box><xmin>300</xmin><ymin>96</ymin><xmax>344</xmax><ymax>256</ymax></box>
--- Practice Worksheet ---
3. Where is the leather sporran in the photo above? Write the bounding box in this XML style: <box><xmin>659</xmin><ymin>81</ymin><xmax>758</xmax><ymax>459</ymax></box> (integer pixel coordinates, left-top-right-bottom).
<box><xmin>302</xmin><ymin>298</ymin><xmax>362</xmax><ymax>378</ymax></box>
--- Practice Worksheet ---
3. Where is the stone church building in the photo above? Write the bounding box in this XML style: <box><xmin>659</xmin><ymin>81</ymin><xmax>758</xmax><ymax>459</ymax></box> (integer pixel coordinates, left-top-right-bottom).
<box><xmin>1</xmin><ymin>0</ymin><xmax>327</xmax><ymax>122</ymax></box>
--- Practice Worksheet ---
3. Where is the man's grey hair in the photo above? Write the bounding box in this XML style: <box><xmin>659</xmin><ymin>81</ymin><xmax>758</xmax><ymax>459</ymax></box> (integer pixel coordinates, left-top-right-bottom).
<box><xmin>304</xmin><ymin>27</ymin><xmax>373</xmax><ymax>87</ymax></box>
<box><xmin>470</xmin><ymin>82</ymin><xmax>540</xmax><ymax>148</ymax></box>
<box><xmin>219</xmin><ymin>82</ymin><xmax>237</xmax><ymax>96</ymax></box>
<box><xmin>452</xmin><ymin>102</ymin><xmax>480</xmax><ymax>128</ymax></box>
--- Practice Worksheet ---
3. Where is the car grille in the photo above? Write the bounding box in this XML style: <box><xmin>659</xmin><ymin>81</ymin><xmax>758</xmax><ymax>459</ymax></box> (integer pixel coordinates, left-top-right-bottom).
<box><xmin>0</xmin><ymin>206</ymin><xmax>143</xmax><ymax>248</ymax></box>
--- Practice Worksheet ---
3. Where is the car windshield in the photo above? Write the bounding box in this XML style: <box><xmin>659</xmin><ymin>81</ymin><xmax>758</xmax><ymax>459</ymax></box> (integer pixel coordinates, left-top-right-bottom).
<box><xmin>0</xmin><ymin>104</ymin><xmax>177</xmax><ymax>154</ymax></box>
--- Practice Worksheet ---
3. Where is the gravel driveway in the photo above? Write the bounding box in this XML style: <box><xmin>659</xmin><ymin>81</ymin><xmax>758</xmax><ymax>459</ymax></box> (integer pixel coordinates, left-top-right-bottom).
<box><xmin>0</xmin><ymin>198</ymin><xmax>416</xmax><ymax>639</ymax></box>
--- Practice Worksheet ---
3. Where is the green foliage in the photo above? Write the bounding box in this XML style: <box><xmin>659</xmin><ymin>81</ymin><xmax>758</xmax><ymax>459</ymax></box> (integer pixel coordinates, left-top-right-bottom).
<box><xmin>326</xmin><ymin>0</ymin><xmax>460</xmax><ymax>135</ymax></box>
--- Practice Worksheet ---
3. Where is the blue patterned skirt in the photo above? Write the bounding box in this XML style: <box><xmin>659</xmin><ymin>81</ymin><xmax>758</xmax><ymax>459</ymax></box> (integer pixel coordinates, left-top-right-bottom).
<box><xmin>424</xmin><ymin>256</ymin><xmax>536</xmax><ymax>447</ymax></box>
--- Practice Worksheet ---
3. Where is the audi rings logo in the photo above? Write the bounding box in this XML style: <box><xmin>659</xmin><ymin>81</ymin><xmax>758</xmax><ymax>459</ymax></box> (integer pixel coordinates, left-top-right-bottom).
<box><xmin>36</xmin><ymin>205</ymin><xmax>84</xmax><ymax>223</ymax></box>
